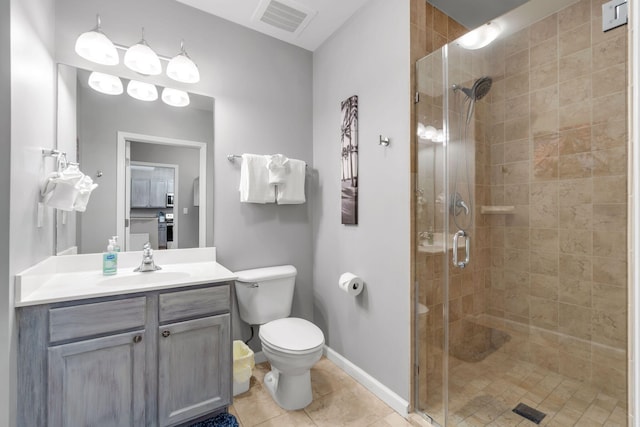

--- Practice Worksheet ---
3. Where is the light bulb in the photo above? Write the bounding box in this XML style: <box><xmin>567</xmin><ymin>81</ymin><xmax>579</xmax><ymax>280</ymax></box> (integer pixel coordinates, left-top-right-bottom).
<box><xmin>74</xmin><ymin>15</ymin><xmax>119</xmax><ymax>66</ymax></box>
<box><xmin>162</xmin><ymin>88</ymin><xmax>190</xmax><ymax>107</ymax></box>
<box><xmin>88</xmin><ymin>72</ymin><xmax>123</xmax><ymax>95</ymax></box>
<box><xmin>124</xmin><ymin>28</ymin><xmax>162</xmax><ymax>76</ymax></box>
<box><xmin>127</xmin><ymin>80</ymin><xmax>158</xmax><ymax>101</ymax></box>
<box><xmin>457</xmin><ymin>22</ymin><xmax>501</xmax><ymax>50</ymax></box>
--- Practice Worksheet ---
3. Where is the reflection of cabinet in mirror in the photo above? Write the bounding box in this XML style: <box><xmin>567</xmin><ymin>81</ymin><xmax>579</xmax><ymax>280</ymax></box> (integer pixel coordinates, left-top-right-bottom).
<box><xmin>130</xmin><ymin>164</ymin><xmax>175</xmax><ymax>209</ymax></box>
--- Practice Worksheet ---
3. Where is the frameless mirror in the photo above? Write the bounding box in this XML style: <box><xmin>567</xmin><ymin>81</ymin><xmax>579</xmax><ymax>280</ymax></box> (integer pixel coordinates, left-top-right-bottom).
<box><xmin>55</xmin><ymin>64</ymin><xmax>214</xmax><ymax>255</ymax></box>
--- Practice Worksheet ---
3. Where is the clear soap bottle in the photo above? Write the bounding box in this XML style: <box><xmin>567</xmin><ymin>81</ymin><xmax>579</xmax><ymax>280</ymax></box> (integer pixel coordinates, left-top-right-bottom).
<box><xmin>103</xmin><ymin>239</ymin><xmax>118</xmax><ymax>276</ymax></box>
<box><xmin>111</xmin><ymin>236</ymin><xmax>121</xmax><ymax>252</ymax></box>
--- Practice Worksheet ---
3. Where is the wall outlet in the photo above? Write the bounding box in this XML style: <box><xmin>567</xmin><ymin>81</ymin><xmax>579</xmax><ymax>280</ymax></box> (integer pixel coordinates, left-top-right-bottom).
<box><xmin>183</xmin><ymin>207</ymin><xmax>188</xmax><ymax>215</ymax></box>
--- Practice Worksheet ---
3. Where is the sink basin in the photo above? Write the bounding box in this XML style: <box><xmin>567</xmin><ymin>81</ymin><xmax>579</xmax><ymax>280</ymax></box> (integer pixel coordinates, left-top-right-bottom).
<box><xmin>97</xmin><ymin>271</ymin><xmax>191</xmax><ymax>287</ymax></box>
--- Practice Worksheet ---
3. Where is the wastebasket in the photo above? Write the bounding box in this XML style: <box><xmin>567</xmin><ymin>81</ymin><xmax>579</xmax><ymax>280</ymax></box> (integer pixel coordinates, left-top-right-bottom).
<box><xmin>233</xmin><ymin>340</ymin><xmax>254</xmax><ymax>396</ymax></box>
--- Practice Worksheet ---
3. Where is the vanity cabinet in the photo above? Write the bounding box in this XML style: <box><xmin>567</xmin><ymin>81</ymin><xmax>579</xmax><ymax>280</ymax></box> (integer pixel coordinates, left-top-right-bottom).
<box><xmin>17</xmin><ymin>283</ymin><xmax>232</xmax><ymax>427</ymax></box>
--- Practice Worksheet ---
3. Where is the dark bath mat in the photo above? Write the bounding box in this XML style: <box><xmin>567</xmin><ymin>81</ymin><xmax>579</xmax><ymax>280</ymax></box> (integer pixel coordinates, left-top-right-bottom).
<box><xmin>513</xmin><ymin>402</ymin><xmax>546</xmax><ymax>424</ymax></box>
<box><xmin>189</xmin><ymin>412</ymin><xmax>239</xmax><ymax>427</ymax></box>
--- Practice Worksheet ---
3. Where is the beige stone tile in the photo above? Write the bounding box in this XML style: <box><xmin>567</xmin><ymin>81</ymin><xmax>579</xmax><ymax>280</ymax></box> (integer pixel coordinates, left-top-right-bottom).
<box><xmin>559</xmin><ymin>178</ymin><xmax>592</xmax><ymax>205</ymax></box>
<box><xmin>531</xmin><ymin>251</ymin><xmax>559</xmax><ymax>276</ymax></box>
<box><xmin>488</xmin><ymin>122</ymin><xmax>506</xmax><ymax>145</ymax></box>
<box><xmin>559</xmin><ymin>22</ymin><xmax>591</xmax><ymax>57</ymax></box>
<box><xmin>559</xmin><ymin>0</ymin><xmax>591</xmax><ymax>33</ymax></box>
<box><xmin>592</xmin><ymin>204</ymin><xmax>626</xmax><ymax>231</ymax></box>
<box><xmin>559</xmin><ymin>204</ymin><xmax>592</xmax><ymax>230</ymax></box>
<box><xmin>530</xmin><ymin>229</ymin><xmax>559</xmax><ymax>253</ymax></box>
<box><xmin>505</xmin><ymin>27</ymin><xmax>530</xmax><ymax>56</ymax></box>
<box><xmin>559</xmin><ymin>127</ymin><xmax>591</xmax><ymax>155</ymax></box>
<box><xmin>506</xmin><ymin>50</ymin><xmax>530</xmax><ymax>78</ymax></box>
<box><xmin>505</xmin><ymin>72</ymin><xmax>530</xmax><ymax>100</ymax></box>
<box><xmin>531</xmin><ymin>13</ymin><xmax>558</xmax><ymax>46</ymax></box>
<box><xmin>254</xmin><ymin>410</ymin><xmax>316</xmax><ymax>427</ymax></box>
<box><xmin>558</xmin><ymin>334</ymin><xmax>591</xmax><ymax>360</ymax></box>
<box><xmin>559</xmin><ymin>303</ymin><xmax>592</xmax><ymax>340</ymax></box>
<box><xmin>592</xmin><ymin>257</ymin><xmax>627</xmax><ymax>287</ymax></box>
<box><xmin>370</xmin><ymin>413</ymin><xmax>415</xmax><ymax>427</ymax></box>
<box><xmin>559</xmin><ymin>152</ymin><xmax>593</xmax><ymax>179</ymax></box>
<box><xmin>530</xmin><ymin>296</ymin><xmax>559</xmax><ymax>329</ymax></box>
<box><xmin>592</xmin><ymin>309</ymin><xmax>626</xmax><ymax>348</ymax></box>
<box><xmin>233</xmin><ymin>380</ymin><xmax>286</xmax><ymax>426</ymax></box>
<box><xmin>592</xmin><ymin>147</ymin><xmax>627</xmax><ymax>177</ymax></box>
<box><xmin>531</xmin><ymin>61</ymin><xmax>558</xmax><ymax>91</ymax></box>
<box><xmin>559</xmin><ymin>75</ymin><xmax>591</xmax><ymax>107</ymax></box>
<box><xmin>559</xmin><ymin>277</ymin><xmax>592</xmax><ymax>307</ymax></box>
<box><xmin>532</xmin><ymin>157</ymin><xmax>558</xmax><ymax>182</ymax></box>
<box><xmin>531</xmin><ymin>109</ymin><xmax>559</xmax><ymax>137</ymax></box>
<box><xmin>531</xmin><ymin>37</ymin><xmax>558</xmax><ymax>66</ymax></box>
<box><xmin>592</xmin><ymin>120</ymin><xmax>627</xmax><ymax>150</ymax></box>
<box><xmin>504</xmin><ymin>140</ymin><xmax>529</xmax><ymax>163</ymax></box>
<box><xmin>593</xmin><ymin>91</ymin><xmax>626</xmax><ymax>128</ymax></box>
<box><xmin>559</xmin><ymin>254</ymin><xmax>592</xmax><ymax>281</ymax></box>
<box><xmin>559</xmin><ymin>48</ymin><xmax>591</xmax><ymax>82</ymax></box>
<box><xmin>504</xmin><ymin>184</ymin><xmax>529</xmax><ymax>205</ymax></box>
<box><xmin>311</xmin><ymin>357</ymin><xmax>359</xmax><ymax>398</ymax></box>
<box><xmin>559</xmin><ymin>102</ymin><xmax>591</xmax><ymax>131</ymax></box>
<box><xmin>533</xmin><ymin>132</ymin><xmax>559</xmax><ymax>160</ymax></box>
<box><xmin>593</xmin><ymin>230</ymin><xmax>626</xmax><ymax>258</ymax></box>
<box><xmin>503</xmin><ymin>161</ymin><xmax>529</xmax><ymax>184</ymax></box>
<box><xmin>592</xmin><ymin>282</ymin><xmax>626</xmax><ymax>312</ymax></box>
<box><xmin>592</xmin><ymin>63</ymin><xmax>626</xmax><ymax>99</ymax></box>
<box><xmin>529</xmin><ymin>273</ymin><xmax>558</xmax><ymax>304</ymax></box>
<box><xmin>593</xmin><ymin>176</ymin><xmax>626</xmax><ymax>204</ymax></box>
<box><xmin>505</xmin><ymin>95</ymin><xmax>529</xmax><ymax>121</ymax></box>
<box><xmin>592</xmin><ymin>34</ymin><xmax>627</xmax><ymax>72</ymax></box>
<box><xmin>559</xmin><ymin>229</ymin><xmax>592</xmax><ymax>255</ymax></box>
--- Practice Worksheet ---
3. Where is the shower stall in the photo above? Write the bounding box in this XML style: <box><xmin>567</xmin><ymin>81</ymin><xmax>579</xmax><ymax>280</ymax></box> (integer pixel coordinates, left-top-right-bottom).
<box><xmin>413</xmin><ymin>1</ymin><xmax>629</xmax><ymax>425</ymax></box>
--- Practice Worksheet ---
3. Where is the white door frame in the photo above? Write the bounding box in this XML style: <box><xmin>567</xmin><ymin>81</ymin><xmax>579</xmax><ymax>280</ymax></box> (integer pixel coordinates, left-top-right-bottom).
<box><xmin>116</xmin><ymin>132</ymin><xmax>207</xmax><ymax>250</ymax></box>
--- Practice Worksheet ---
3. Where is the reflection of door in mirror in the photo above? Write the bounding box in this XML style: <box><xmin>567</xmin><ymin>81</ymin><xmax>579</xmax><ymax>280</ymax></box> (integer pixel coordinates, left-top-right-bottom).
<box><xmin>54</xmin><ymin>64</ymin><xmax>213</xmax><ymax>255</ymax></box>
<box><xmin>128</xmin><ymin>161</ymin><xmax>178</xmax><ymax>252</ymax></box>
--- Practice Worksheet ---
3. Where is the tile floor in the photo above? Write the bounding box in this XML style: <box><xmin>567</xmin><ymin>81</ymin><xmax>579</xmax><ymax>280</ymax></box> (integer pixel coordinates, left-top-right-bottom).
<box><xmin>420</xmin><ymin>350</ymin><xmax>627</xmax><ymax>427</ymax></box>
<box><xmin>229</xmin><ymin>357</ymin><xmax>431</xmax><ymax>427</ymax></box>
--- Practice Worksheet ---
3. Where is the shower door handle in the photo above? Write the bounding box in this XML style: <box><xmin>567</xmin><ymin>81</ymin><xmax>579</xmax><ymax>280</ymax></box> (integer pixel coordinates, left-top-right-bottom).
<box><xmin>452</xmin><ymin>230</ymin><xmax>470</xmax><ymax>269</ymax></box>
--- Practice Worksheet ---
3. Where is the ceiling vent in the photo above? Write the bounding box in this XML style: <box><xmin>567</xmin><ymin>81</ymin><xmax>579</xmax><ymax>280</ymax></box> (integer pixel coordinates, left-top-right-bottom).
<box><xmin>252</xmin><ymin>0</ymin><xmax>317</xmax><ymax>37</ymax></box>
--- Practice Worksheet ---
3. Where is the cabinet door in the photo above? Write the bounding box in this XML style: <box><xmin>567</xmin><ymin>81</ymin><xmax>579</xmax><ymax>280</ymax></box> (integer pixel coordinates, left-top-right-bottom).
<box><xmin>158</xmin><ymin>314</ymin><xmax>231</xmax><ymax>427</ymax></box>
<box><xmin>48</xmin><ymin>330</ymin><xmax>146</xmax><ymax>427</ymax></box>
<box><xmin>150</xmin><ymin>178</ymin><xmax>167</xmax><ymax>208</ymax></box>
<box><xmin>131</xmin><ymin>179</ymin><xmax>150</xmax><ymax>208</ymax></box>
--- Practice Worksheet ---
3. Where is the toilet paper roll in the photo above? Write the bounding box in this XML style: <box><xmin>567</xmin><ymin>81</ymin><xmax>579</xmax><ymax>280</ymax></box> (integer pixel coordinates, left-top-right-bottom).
<box><xmin>339</xmin><ymin>272</ymin><xmax>364</xmax><ymax>296</ymax></box>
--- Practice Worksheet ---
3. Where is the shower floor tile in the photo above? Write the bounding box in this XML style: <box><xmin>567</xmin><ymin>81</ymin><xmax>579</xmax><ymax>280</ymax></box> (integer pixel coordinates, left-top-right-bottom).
<box><xmin>420</xmin><ymin>350</ymin><xmax>627</xmax><ymax>426</ymax></box>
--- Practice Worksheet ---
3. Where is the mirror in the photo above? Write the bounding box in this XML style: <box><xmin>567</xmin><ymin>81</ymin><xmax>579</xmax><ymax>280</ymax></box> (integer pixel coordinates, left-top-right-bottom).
<box><xmin>55</xmin><ymin>64</ymin><xmax>214</xmax><ymax>255</ymax></box>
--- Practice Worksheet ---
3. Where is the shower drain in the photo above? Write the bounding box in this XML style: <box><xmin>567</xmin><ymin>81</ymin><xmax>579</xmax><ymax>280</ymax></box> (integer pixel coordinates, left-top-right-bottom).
<box><xmin>512</xmin><ymin>402</ymin><xmax>546</xmax><ymax>424</ymax></box>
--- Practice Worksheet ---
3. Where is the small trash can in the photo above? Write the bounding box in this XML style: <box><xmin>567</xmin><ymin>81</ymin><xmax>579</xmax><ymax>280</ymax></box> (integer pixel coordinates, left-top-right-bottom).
<box><xmin>233</xmin><ymin>340</ymin><xmax>254</xmax><ymax>396</ymax></box>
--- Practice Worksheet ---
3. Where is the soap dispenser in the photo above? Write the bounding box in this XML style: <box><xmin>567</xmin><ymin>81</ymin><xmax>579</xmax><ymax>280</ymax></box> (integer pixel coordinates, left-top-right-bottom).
<box><xmin>111</xmin><ymin>236</ymin><xmax>121</xmax><ymax>252</ymax></box>
<box><xmin>103</xmin><ymin>239</ymin><xmax>118</xmax><ymax>276</ymax></box>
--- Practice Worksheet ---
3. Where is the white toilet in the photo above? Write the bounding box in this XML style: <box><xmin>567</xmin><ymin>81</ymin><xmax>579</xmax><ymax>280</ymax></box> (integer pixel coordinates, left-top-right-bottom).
<box><xmin>234</xmin><ymin>265</ymin><xmax>324</xmax><ymax>410</ymax></box>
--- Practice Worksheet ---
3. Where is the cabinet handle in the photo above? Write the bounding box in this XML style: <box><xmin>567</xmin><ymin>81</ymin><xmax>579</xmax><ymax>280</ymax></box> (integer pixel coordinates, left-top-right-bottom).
<box><xmin>162</xmin><ymin>330</ymin><xmax>171</xmax><ymax>338</ymax></box>
<box><xmin>133</xmin><ymin>335</ymin><xmax>142</xmax><ymax>344</ymax></box>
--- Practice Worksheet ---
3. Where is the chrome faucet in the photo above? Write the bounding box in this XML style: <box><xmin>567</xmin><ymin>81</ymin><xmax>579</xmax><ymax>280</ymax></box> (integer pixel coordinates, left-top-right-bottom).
<box><xmin>134</xmin><ymin>243</ymin><xmax>162</xmax><ymax>272</ymax></box>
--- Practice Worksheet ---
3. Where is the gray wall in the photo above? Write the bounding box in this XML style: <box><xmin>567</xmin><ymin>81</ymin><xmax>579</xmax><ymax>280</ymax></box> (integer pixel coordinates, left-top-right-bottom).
<box><xmin>0</xmin><ymin>0</ymin><xmax>11</xmax><ymax>423</ymax></box>
<box><xmin>76</xmin><ymin>81</ymin><xmax>214</xmax><ymax>254</ymax></box>
<box><xmin>7</xmin><ymin>0</ymin><xmax>57</xmax><ymax>425</ymax></box>
<box><xmin>130</xmin><ymin>142</ymin><xmax>201</xmax><ymax>249</ymax></box>
<box><xmin>312</xmin><ymin>0</ymin><xmax>411</xmax><ymax>400</ymax></box>
<box><xmin>56</xmin><ymin>0</ymin><xmax>313</xmax><ymax>339</ymax></box>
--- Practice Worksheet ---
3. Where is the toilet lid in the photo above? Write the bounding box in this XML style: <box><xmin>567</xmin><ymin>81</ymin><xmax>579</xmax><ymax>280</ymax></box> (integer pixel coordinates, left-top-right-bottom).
<box><xmin>259</xmin><ymin>318</ymin><xmax>324</xmax><ymax>352</ymax></box>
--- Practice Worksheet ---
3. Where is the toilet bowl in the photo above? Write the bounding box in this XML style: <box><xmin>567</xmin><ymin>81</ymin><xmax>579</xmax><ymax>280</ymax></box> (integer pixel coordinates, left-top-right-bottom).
<box><xmin>234</xmin><ymin>265</ymin><xmax>325</xmax><ymax>410</ymax></box>
<box><xmin>259</xmin><ymin>317</ymin><xmax>324</xmax><ymax>410</ymax></box>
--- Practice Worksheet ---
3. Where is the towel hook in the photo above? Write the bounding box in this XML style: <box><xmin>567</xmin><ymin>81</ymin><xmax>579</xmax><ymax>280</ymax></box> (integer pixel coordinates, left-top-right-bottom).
<box><xmin>379</xmin><ymin>135</ymin><xmax>390</xmax><ymax>147</ymax></box>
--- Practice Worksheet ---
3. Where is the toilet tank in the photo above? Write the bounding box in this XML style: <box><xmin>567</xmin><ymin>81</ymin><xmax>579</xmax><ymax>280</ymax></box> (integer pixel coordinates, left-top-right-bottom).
<box><xmin>234</xmin><ymin>265</ymin><xmax>297</xmax><ymax>325</ymax></box>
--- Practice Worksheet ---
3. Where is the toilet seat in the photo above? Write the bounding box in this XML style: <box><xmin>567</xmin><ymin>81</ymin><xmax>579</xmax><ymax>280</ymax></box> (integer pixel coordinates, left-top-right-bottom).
<box><xmin>259</xmin><ymin>317</ymin><xmax>324</xmax><ymax>355</ymax></box>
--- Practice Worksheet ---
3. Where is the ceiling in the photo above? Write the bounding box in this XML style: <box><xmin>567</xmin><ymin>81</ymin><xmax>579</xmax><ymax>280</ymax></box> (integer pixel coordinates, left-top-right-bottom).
<box><xmin>175</xmin><ymin>0</ymin><xmax>371</xmax><ymax>51</ymax></box>
<box><xmin>174</xmin><ymin>0</ymin><xmax>532</xmax><ymax>52</ymax></box>
<box><xmin>427</xmin><ymin>0</ymin><xmax>529</xmax><ymax>29</ymax></box>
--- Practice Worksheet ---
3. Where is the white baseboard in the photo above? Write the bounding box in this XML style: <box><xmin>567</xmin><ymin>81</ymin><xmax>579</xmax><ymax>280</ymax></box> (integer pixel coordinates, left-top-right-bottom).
<box><xmin>324</xmin><ymin>345</ymin><xmax>409</xmax><ymax>417</ymax></box>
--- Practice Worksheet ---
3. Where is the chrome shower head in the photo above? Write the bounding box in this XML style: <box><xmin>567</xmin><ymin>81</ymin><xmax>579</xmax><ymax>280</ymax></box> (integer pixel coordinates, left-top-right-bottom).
<box><xmin>454</xmin><ymin>76</ymin><xmax>493</xmax><ymax>101</ymax></box>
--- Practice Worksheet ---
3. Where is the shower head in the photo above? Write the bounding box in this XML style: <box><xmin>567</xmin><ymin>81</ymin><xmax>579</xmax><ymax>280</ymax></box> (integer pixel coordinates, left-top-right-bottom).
<box><xmin>455</xmin><ymin>77</ymin><xmax>493</xmax><ymax>101</ymax></box>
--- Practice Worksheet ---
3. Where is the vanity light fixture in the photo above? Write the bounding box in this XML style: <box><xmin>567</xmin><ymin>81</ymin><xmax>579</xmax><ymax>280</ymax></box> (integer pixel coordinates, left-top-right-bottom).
<box><xmin>167</xmin><ymin>41</ymin><xmax>200</xmax><ymax>84</ymax></box>
<box><xmin>417</xmin><ymin>123</ymin><xmax>437</xmax><ymax>141</ymax></box>
<box><xmin>74</xmin><ymin>15</ymin><xmax>119</xmax><ymax>66</ymax></box>
<box><xmin>127</xmin><ymin>80</ymin><xmax>158</xmax><ymax>101</ymax></box>
<box><xmin>124</xmin><ymin>28</ymin><xmax>162</xmax><ymax>76</ymax></box>
<box><xmin>161</xmin><ymin>88</ymin><xmax>190</xmax><ymax>107</ymax></box>
<box><xmin>88</xmin><ymin>71</ymin><xmax>123</xmax><ymax>95</ymax></box>
<box><xmin>457</xmin><ymin>22</ymin><xmax>501</xmax><ymax>50</ymax></box>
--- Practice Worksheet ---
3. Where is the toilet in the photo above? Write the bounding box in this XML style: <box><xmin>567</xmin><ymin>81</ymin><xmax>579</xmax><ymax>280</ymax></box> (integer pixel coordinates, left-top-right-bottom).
<box><xmin>234</xmin><ymin>265</ymin><xmax>325</xmax><ymax>410</ymax></box>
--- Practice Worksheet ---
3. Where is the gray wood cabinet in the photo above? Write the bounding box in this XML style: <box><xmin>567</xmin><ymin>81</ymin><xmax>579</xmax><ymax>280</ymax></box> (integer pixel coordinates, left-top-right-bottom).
<box><xmin>48</xmin><ymin>330</ymin><xmax>146</xmax><ymax>427</ymax></box>
<box><xmin>17</xmin><ymin>283</ymin><xmax>232</xmax><ymax>427</ymax></box>
<box><xmin>132</xmin><ymin>178</ymin><xmax>151</xmax><ymax>208</ymax></box>
<box><xmin>158</xmin><ymin>315</ymin><xmax>230</xmax><ymax>427</ymax></box>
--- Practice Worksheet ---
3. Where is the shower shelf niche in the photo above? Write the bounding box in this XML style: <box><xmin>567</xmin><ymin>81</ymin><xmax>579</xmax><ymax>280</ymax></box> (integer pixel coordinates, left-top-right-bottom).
<box><xmin>480</xmin><ymin>205</ymin><xmax>515</xmax><ymax>215</ymax></box>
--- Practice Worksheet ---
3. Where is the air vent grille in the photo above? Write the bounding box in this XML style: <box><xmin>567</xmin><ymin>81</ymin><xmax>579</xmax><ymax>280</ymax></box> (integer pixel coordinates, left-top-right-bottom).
<box><xmin>253</xmin><ymin>0</ymin><xmax>317</xmax><ymax>36</ymax></box>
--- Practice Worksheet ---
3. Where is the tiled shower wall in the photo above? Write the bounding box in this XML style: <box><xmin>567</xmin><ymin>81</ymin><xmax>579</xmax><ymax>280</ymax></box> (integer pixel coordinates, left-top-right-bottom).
<box><xmin>483</xmin><ymin>0</ymin><xmax>628</xmax><ymax>400</ymax></box>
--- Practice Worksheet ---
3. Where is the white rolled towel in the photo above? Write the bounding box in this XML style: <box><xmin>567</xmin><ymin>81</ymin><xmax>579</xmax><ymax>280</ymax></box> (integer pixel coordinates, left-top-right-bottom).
<box><xmin>266</xmin><ymin>154</ymin><xmax>290</xmax><ymax>184</ymax></box>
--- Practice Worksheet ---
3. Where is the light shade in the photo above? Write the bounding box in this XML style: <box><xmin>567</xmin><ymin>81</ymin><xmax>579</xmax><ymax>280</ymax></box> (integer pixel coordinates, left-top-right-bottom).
<box><xmin>457</xmin><ymin>22</ymin><xmax>501</xmax><ymax>50</ymax></box>
<box><xmin>417</xmin><ymin>123</ymin><xmax>437</xmax><ymax>141</ymax></box>
<box><xmin>127</xmin><ymin>80</ymin><xmax>158</xmax><ymax>101</ymax></box>
<box><xmin>167</xmin><ymin>43</ymin><xmax>200</xmax><ymax>83</ymax></box>
<box><xmin>162</xmin><ymin>88</ymin><xmax>190</xmax><ymax>107</ymax></box>
<box><xmin>124</xmin><ymin>30</ymin><xmax>162</xmax><ymax>76</ymax></box>
<box><xmin>74</xmin><ymin>16</ymin><xmax>119</xmax><ymax>66</ymax></box>
<box><xmin>88</xmin><ymin>72</ymin><xmax>123</xmax><ymax>95</ymax></box>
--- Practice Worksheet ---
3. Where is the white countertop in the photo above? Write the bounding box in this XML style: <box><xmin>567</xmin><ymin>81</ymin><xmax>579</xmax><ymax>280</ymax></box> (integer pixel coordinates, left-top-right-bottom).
<box><xmin>15</xmin><ymin>247</ymin><xmax>237</xmax><ymax>307</ymax></box>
